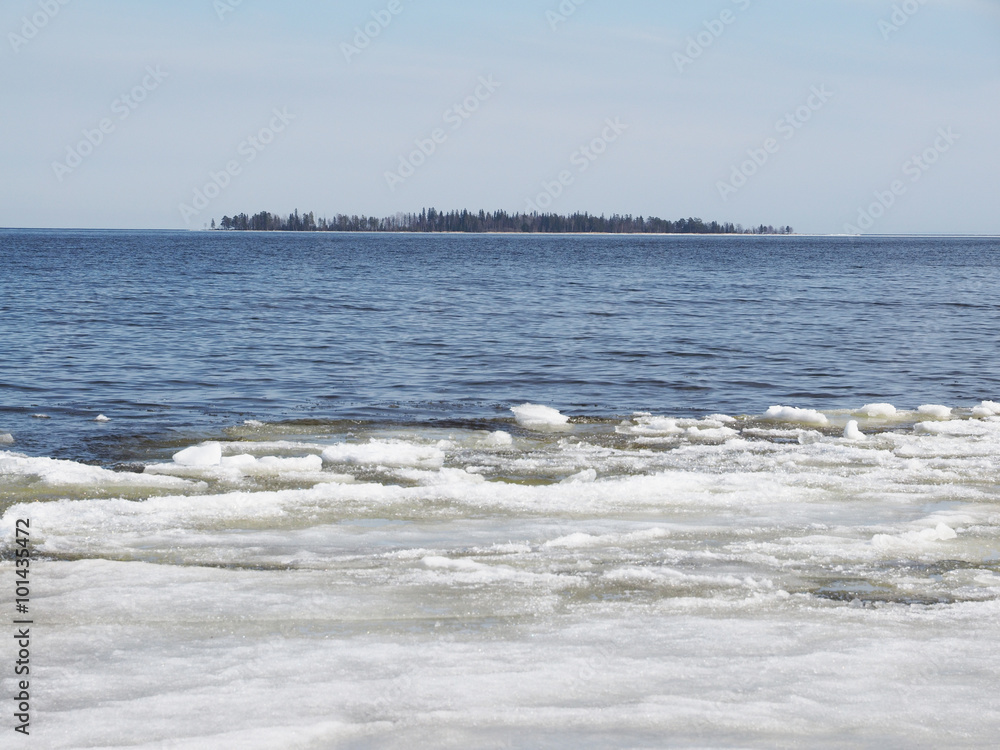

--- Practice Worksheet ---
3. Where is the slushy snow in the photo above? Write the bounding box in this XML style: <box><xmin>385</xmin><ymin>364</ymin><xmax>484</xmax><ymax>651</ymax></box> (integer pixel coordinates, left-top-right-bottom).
<box><xmin>621</xmin><ymin>415</ymin><xmax>738</xmax><ymax>442</ymax></box>
<box><xmin>480</xmin><ymin>431</ymin><xmax>513</xmax><ymax>447</ymax></box>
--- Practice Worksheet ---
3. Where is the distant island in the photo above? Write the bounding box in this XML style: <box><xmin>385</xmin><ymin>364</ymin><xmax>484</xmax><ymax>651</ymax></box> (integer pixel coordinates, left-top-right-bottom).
<box><xmin>211</xmin><ymin>209</ymin><xmax>793</xmax><ymax>235</ymax></box>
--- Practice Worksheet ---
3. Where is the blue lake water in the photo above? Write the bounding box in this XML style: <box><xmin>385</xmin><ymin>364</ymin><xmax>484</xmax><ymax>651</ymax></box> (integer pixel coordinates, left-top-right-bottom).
<box><xmin>2</xmin><ymin>230</ymin><xmax>998</xmax><ymax>462</ymax></box>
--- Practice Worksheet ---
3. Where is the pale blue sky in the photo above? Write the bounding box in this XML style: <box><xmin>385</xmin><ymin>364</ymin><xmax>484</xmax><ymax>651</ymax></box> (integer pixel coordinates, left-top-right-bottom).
<box><xmin>2</xmin><ymin>0</ymin><xmax>998</xmax><ymax>233</ymax></box>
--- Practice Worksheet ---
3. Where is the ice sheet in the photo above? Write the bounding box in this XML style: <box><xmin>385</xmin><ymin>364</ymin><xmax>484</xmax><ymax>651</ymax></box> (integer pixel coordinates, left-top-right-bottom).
<box><xmin>3</xmin><ymin>404</ymin><xmax>1000</xmax><ymax>747</ymax></box>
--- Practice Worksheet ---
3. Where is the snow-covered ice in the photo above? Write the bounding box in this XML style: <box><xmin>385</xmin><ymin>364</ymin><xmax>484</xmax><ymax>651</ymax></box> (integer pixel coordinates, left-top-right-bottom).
<box><xmin>857</xmin><ymin>403</ymin><xmax>898</xmax><ymax>418</ymax></box>
<box><xmin>172</xmin><ymin>441</ymin><xmax>223</xmax><ymax>467</ymax></box>
<box><xmin>3</xmin><ymin>404</ymin><xmax>1000</xmax><ymax>748</ymax></box>
<box><xmin>511</xmin><ymin>403</ymin><xmax>571</xmax><ymax>431</ymax></box>
<box><xmin>918</xmin><ymin>404</ymin><xmax>953</xmax><ymax>420</ymax></box>
<box><xmin>763</xmin><ymin>405</ymin><xmax>830</xmax><ymax>426</ymax></box>
<box><xmin>843</xmin><ymin>420</ymin><xmax>865</xmax><ymax>440</ymax></box>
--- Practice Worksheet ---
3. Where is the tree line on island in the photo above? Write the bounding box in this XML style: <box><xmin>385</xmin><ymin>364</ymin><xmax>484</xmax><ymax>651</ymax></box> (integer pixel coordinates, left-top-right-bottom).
<box><xmin>212</xmin><ymin>209</ymin><xmax>793</xmax><ymax>235</ymax></box>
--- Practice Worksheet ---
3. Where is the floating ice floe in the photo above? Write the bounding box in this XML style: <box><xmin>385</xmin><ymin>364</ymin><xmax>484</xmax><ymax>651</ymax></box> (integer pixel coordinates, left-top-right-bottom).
<box><xmin>972</xmin><ymin>400</ymin><xmax>1000</xmax><ymax>418</ymax></box>
<box><xmin>173</xmin><ymin>442</ymin><xmax>223</xmax><ymax>467</ymax></box>
<box><xmin>229</xmin><ymin>454</ymin><xmax>324</xmax><ymax>475</ymax></box>
<box><xmin>0</xmin><ymin>451</ymin><xmax>197</xmax><ymax>491</ymax></box>
<box><xmin>797</xmin><ymin>430</ymin><xmax>824</xmax><ymax>445</ymax></box>
<box><xmin>684</xmin><ymin>425</ymin><xmax>739</xmax><ymax>444</ymax></box>
<box><xmin>763</xmin><ymin>405</ymin><xmax>830</xmax><ymax>427</ymax></box>
<box><xmin>146</xmin><ymin>442</ymin><xmax>350</xmax><ymax>485</ymax></box>
<box><xmin>220</xmin><ymin>454</ymin><xmax>258</xmax><ymax>470</ymax></box>
<box><xmin>856</xmin><ymin>403</ymin><xmax>897</xmax><ymax>418</ymax></box>
<box><xmin>843</xmin><ymin>421</ymin><xmax>865</xmax><ymax>441</ymax></box>
<box><xmin>321</xmin><ymin>439</ymin><xmax>445</xmax><ymax>469</ymax></box>
<box><xmin>917</xmin><ymin>404</ymin><xmax>952</xmax><ymax>420</ymax></box>
<box><xmin>872</xmin><ymin>523</ymin><xmax>959</xmax><ymax>552</ymax></box>
<box><xmin>480</xmin><ymin>430</ymin><xmax>514</xmax><ymax>447</ymax></box>
<box><xmin>511</xmin><ymin>403</ymin><xmax>571</xmax><ymax>431</ymax></box>
<box><xmin>707</xmin><ymin>414</ymin><xmax>738</xmax><ymax>424</ymax></box>
<box><xmin>912</xmin><ymin>418</ymin><xmax>1000</xmax><ymax>437</ymax></box>
<box><xmin>220</xmin><ymin>439</ymin><xmax>329</xmax><ymax>455</ymax></box>
<box><xmin>94</xmin><ymin>414</ymin><xmax>110</xmax><ymax>423</ymax></box>
<box><xmin>624</xmin><ymin>416</ymin><xmax>685</xmax><ymax>436</ymax></box>
<box><xmin>0</xmin><ymin>433</ymin><xmax>13</xmax><ymax>445</ymax></box>
<box><xmin>620</xmin><ymin>415</ymin><xmax>739</xmax><ymax>443</ymax></box>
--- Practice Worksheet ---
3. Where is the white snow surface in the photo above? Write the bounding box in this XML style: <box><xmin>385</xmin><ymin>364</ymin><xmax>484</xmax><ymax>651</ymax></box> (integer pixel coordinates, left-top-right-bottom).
<box><xmin>0</xmin><ymin>451</ymin><xmax>198</xmax><ymax>493</ymax></box>
<box><xmin>763</xmin><ymin>405</ymin><xmax>830</xmax><ymax>426</ymax></box>
<box><xmin>972</xmin><ymin>400</ymin><xmax>1000</xmax><ymax>417</ymax></box>
<box><xmin>511</xmin><ymin>403</ymin><xmax>571</xmax><ymax>430</ymax></box>
<box><xmin>3</xmin><ymin>407</ymin><xmax>1000</xmax><ymax>748</ymax></box>
<box><xmin>843</xmin><ymin>420</ymin><xmax>865</xmax><ymax>441</ymax></box>
<box><xmin>918</xmin><ymin>404</ymin><xmax>953</xmax><ymax>420</ymax></box>
<box><xmin>857</xmin><ymin>403</ymin><xmax>898</xmax><ymax>418</ymax></box>
<box><xmin>321</xmin><ymin>440</ymin><xmax>445</xmax><ymax>469</ymax></box>
<box><xmin>172</xmin><ymin>441</ymin><xmax>223</xmax><ymax>467</ymax></box>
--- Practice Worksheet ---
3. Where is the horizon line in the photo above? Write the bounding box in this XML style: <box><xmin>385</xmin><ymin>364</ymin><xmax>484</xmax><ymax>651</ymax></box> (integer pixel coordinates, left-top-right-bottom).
<box><xmin>3</xmin><ymin>227</ymin><xmax>999</xmax><ymax>239</ymax></box>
